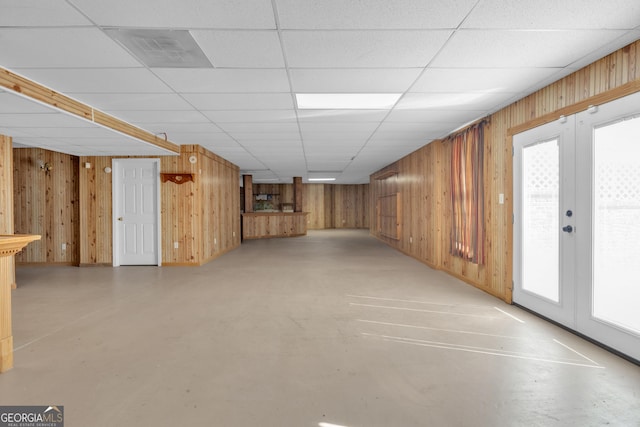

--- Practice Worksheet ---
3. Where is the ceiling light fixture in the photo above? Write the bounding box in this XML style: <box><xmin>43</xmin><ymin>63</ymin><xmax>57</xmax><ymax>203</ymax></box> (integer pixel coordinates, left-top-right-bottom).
<box><xmin>296</xmin><ymin>93</ymin><xmax>401</xmax><ymax>110</ymax></box>
<box><xmin>308</xmin><ymin>178</ymin><xmax>336</xmax><ymax>182</ymax></box>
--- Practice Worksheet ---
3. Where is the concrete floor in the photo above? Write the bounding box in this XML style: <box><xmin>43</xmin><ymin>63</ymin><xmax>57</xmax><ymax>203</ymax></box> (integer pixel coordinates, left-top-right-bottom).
<box><xmin>2</xmin><ymin>229</ymin><xmax>639</xmax><ymax>426</ymax></box>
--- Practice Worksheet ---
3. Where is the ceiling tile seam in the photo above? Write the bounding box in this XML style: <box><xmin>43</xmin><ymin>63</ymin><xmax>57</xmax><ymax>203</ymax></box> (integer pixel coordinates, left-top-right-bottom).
<box><xmin>339</xmin><ymin>1</ymin><xmax>485</xmax><ymax>171</ymax></box>
<box><xmin>103</xmin><ymin>33</ymin><xmax>274</xmax><ymax>171</ymax></box>
<box><xmin>271</xmin><ymin>0</ymin><xmax>310</xmax><ymax>181</ymax></box>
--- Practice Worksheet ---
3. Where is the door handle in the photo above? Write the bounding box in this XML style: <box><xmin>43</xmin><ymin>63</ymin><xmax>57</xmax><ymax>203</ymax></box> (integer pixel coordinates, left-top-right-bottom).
<box><xmin>562</xmin><ymin>225</ymin><xmax>573</xmax><ymax>233</ymax></box>
<box><xmin>117</xmin><ymin>217</ymin><xmax>123</xmax><ymax>221</ymax></box>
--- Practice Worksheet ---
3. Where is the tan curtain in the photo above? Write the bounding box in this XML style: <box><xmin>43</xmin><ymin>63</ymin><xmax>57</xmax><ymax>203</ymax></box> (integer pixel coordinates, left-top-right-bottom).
<box><xmin>450</xmin><ymin>122</ymin><xmax>485</xmax><ymax>264</ymax></box>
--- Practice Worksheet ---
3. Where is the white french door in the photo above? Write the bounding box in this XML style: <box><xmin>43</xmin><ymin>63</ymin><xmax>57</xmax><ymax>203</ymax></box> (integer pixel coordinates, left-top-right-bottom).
<box><xmin>514</xmin><ymin>91</ymin><xmax>640</xmax><ymax>361</ymax></box>
<box><xmin>112</xmin><ymin>159</ymin><xmax>161</xmax><ymax>266</ymax></box>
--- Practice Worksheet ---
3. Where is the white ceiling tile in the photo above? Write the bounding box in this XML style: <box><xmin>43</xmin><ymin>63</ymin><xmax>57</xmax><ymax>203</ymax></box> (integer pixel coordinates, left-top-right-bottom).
<box><xmin>171</xmin><ymin>133</ymin><xmax>237</xmax><ymax>144</ymax></box>
<box><xmin>240</xmin><ymin>138</ymin><xmax>301</xmax><ymax>147</ymax></box>
<box><xmin>306</xmin><ymin>161</ymin><xmax>350</xmax><ymax>170</ymax></box>
<box><xmin>300</xmin><ymin>132</ymin><xmax>369</xmax><ymax>142</ymax></box>
<box><xmin>0</xmin><ymin>28</ymin><xmax>140</xmax><ymax>68</ymax></box>
<box><xmin>297</xmin><ymin>109</ymin><xmax>388</xmax><ymax>122</ymax></box>
<box><xmin>290</xmin><ymin>68</ymin><xmax>421</xmax><ymax>93</ymax></box>
<box><xmin>115</xmin><ymin>110</ymin><xmax>208</xmax><ymax>124</ymax></box>
<box><xmin>395</xmin><ymin>93</ymin><xmax>512</xmax><ymax>111</ymax></box>
<box><xmin>0</xmin><ymin>93</ymin><xmax>55</xmax><ymax>114</ymax></box>
<box><xmin>217</xmin><ymin>122</ymin><xmax>299</xmax><ymax>133</ymax></box>
<box><xmin>14</xmin><ymin>127</ymin><xmax>121</xmax><ymax>139</ymax></box>
<box><xmin>232</xmin><ymin>133</ymin><xmax>301</xmax><ymax>142</ymax></box>
<box><xmin>431</xmin><ymin>30</ymin><xmax>629</xmax><ymax>68</ymax></box>
<box><xmin>0</xmin><ymin>113</ymin><xmax>90</xmax><ymax>128</ymax></box>
<box><xmin>13</xmin><ymin>68</ymin><xmax>172</xmax><ymax>94</ymax></box>
<box><xmin>282</xmin><ymin>30</ymin><xmax>451</xmax><ymax>68</ymax></box>
<box><xmin>299</xmin><ymin>122</ymin><xmax>379</xmax><ymax>134</ymax></box>
<box><xmin>71</xmin><ymin>93</ymin><xmax>194</xmax><ymax>111</ymax></box>
<box><xmin>304</xmin><ymin>148</ymin><xmax>360</xmax><ymax>158</ymax></box>
<box><xmin>0</xmin><ymin>0</ymin><xmax>92</xmax><ymax>26</ymax></box>
<box><xmin>410</xmin><ymin>68</ymin><xmax>562</xmax><ymax>93</ymax></box>
<box><xmin>68</xmin><ymin>0</ymin><xmax>276</xmax><ymax>29</ymax></box>
<box><xmin>203</xmin><ymin>110</ymin><xmax>296</xmax><ymax>123</ymax></box>
<box><xmin>276</xmin><ymin>0</ymin><xmax>478</xmax><ymax>29</ymax></box>
<box><xmin>192</xmin><ymin>31</ymin><xmax>285</xmax><ymax>68</ymax></box>
<box><xmin>376</xmin><ymin>122</ymin><xmax>457</xmax><ymax>137</ymax></box>
<box><xmin>386</xmin><ymin>109</ymin><xmax>485</xmax><ymax>123</ymax></box>
<box><xmin>182</xmin><ymin>93</ymin><xmax>294</xmax><ymax>110</ymax></box>
<box><xmin>137</xmin><ymin>123</ymin><xmax>223</xmax><ymax>134</ymax></box>
<box><xmin>154</xmin><ymin>69</ymin><xmax>290</xmax><ymax>93</ymax></box>
<box><xmin>463</xmin><ymin>0</ymin><xmax>640</xmax><ymax>30</ymax></box>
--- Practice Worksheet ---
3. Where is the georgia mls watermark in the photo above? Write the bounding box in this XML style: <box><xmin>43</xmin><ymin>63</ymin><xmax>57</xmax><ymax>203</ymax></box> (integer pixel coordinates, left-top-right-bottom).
<box><xmin>0</xmin><ymin>406</ymin><xmax>63</xmax><ymax>427</ymax></box>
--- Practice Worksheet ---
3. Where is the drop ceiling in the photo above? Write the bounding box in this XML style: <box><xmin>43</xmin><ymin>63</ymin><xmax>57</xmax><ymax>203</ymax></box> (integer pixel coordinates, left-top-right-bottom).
<box><xmin>1</xmin><ymin>0</ymin><xmax>639</xmax><ymax>183</ymax></box>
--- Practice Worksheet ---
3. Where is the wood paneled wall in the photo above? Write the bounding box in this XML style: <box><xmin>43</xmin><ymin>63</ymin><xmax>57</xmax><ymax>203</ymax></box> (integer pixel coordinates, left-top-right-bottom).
<box><xmin>13</xmin><ymin>148</ymin><xmax>79</xmax><ymax>264</ymax></box>
<box><xmin>332</xmin><ymin>184</ymin><xmax>369</xmax><ymax>229</ymax></box>
<box><xmin>303</xmin><ymin>184</ymin><xmax>327</xmax><ymax>229</ymax></box>
<box><xmin>301</xmin><ymin>183</ymin><xmax>369</xmax><ymax>230</ymax></box>
<box><xmin>371</xmin><ymin>39</ymin><xmax>640</xmax><ymax>303</ymax></box>
<box><xmin>80</xmin><ymin>145</ymin><xmax>240</xmax><ymax>266</ymax></box>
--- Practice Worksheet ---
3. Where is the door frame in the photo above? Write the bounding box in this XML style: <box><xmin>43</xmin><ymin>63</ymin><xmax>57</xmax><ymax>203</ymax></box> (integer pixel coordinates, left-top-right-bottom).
<box><xmin>513</xmin><ymin>90</ymin><xmax>640</xmax><ymax>362</ymax></box>
<box><xmin>512</xmin><ymin>115</ymin><xmax>577</xmax><ymax>327</ymax></box>
<box><xmin>574</xmin><ymin>92</ymin><xmax>640</xmax><ymax>361</ymax></box>
<box><xmin>112</xmin><ymin>158</ymin><xmax>162</xmax><ymax>267</ymax></box>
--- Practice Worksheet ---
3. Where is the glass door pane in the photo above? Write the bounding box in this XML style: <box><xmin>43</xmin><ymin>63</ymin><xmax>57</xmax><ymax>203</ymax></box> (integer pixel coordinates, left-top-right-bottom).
<box><xmin>522</xmin><ymin>138</ymin><xmax>560</xmax><ymax>302</ymax></box>
<box><xmin>592</xmin><ymin>115</ymin><xmax>640</xmax><ymax>335</ymax></box>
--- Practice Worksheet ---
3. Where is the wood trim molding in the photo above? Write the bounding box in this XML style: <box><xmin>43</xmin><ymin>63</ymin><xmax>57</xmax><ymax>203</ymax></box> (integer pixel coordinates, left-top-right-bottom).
<box><xmin>373</xmin><ymin>170</ymin><xmax>398</xmax><ymax>180</ymax></box>
<box><xmin>0</xmin><ymin>67</ymin><xmax>180</xmax><ymax>154</ymax></box>
<box><xmin>508</xmin><ymin>80</ymin><xmax>640</xmax><ymax>136</ymax></box>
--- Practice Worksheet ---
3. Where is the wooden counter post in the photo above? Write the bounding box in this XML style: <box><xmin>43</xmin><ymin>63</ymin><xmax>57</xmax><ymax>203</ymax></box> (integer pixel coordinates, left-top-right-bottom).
<box><xmin>0</xmin><ymin>234</ymin><xmax>41</xmax><ymax>373</ymax></box>
<box><xmin>243</xmin><ymin>175</ymin><xmax>253</xmax><ymax>213</ymax></box>
<box><xmin>293</xmin><ymin>177</ymin><xmax>303</xmax><ymax>213</ymax></box>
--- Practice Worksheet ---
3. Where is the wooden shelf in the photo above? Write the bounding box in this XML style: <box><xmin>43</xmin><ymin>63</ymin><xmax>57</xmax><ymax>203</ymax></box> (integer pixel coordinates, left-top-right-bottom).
<box><xmin>160</xmin><ymin>173</ymin><xmax>195</xmax><ymax>184</ymax></box>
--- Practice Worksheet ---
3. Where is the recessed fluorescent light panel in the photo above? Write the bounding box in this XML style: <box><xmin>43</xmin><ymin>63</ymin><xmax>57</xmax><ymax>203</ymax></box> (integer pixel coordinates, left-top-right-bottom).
<box><xmin>296</xmin><ymin>93</ymin><xmax>401</xmax><ymax>110</ymax></box>
<box><xmin>308</xmin><ymin>178</ymin><xmax>336</xmax><ymax>182</ymax></box>
<box><xmin>105</xmin><ymin>28</ymin><xmax>212</xmax><ymax>68</ymax></box>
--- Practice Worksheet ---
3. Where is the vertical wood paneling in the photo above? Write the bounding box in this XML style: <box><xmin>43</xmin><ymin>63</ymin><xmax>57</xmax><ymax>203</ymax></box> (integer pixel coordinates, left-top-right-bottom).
<box><xmin>303</xmin><ymin>184</ymin><xmax>325</xmax><ymax>229</ymax></box>
<box><xmin>79</xmin><ymin>145</ymin><xmax>240</xmax><ymax>266</ymax></box>
<box><xmin>13</xmin><ymin>148</ymin><xmax>79</xmax><ymax>264</ymax></box>
<box><xmin>370</xmin><ymin>40</ymin><xmax>640</xmax><ymax>302</ymax></box>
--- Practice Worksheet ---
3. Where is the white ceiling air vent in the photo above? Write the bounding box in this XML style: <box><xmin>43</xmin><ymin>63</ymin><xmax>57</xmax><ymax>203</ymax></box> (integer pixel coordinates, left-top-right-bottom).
<box><xmin>105</xmin><ymin>29</ymin><xmax>213</xmax><ymax>68</ymax></box>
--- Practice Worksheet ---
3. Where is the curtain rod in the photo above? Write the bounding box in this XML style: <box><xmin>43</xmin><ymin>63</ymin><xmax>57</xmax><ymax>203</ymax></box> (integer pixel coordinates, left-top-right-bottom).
<box><xmin>444</xmin><ymin>117</ymin><xmax>490</xmax><ymax>142</ymax></box>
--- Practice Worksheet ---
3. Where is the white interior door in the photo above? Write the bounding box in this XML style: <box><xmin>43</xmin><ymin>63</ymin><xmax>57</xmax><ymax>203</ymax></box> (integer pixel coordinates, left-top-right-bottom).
<box><xmin>514</xmin><ymin>91</ymin><xmax>640</xmax><ymax>361</ymax></box>
<box><xmin>113</xmin><ymin>159</ymin><xmax>160</xmax><ymax>266</ymax></box>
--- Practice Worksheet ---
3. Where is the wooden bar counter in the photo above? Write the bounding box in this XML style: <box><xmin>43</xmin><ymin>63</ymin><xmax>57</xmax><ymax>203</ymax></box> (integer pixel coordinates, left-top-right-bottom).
<box><xmin>242</xmin><ymin>212</ymin><xmax>308</xmax><ymax>240</ymax></box>
<box><xmin>0</xmin><ymin>234</ymin><xmax>40</xmax><ymax>372</ymax></box>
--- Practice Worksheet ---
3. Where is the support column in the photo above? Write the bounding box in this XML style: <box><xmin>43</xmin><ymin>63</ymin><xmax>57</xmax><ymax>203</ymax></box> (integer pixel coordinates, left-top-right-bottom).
<box><xmin>0</xmin><ymin>136</ymin><xmax>14</xmax><ymax>289</ymax></box>
<box><xmin>243</xmin><ymin>175</ymin><xmax>253</xmax><ymax>213</ymax></box>
<box><xmin>0</xmin><ymin>235</ymin><xmax>40</xmax><ymax>373</ymax></box>
<box><xmin>293</xmin><ymin>176</ymin><xmax>303</xmax><ymax>212</ymax></box>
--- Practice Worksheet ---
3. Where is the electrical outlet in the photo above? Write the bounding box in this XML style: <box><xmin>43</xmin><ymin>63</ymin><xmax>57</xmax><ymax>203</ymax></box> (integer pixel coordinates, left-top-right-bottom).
<box><xmin>232</xmin><ymin>231</ymin><xmax>236</xmax><ymax>237</ymax></box>
<box><xmin>214</xmin><ymin>238</ymin><xmax>217</xmax><ymax>245</ymax></box>
<box><xmin>61</xmin><ymin>243</ymin><xmax>67</xmax><ymax>251</ymax></box>
<box><xmin>174</xmin><ymin>242</ymin><xmax>179</xmax><ymax>249</ymax></box>
<box><xmin>409</xmin><ymin>237</ymin><xmax>413</xmax><ymax>244</ymax></box>
<box><xmin>499</xmin><ymin>193</ymin><xmax>505</xmax><ymax>204</ymax></box>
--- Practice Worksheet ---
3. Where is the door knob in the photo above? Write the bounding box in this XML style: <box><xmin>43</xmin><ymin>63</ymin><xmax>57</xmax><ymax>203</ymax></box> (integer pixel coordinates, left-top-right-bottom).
<box><xmin>117</xmin><ymin>217</ymin><xmax>123</xmax><ymax>221</ymax></box>
<box><xmin>562</xmin><ymin>225</ymin><xmax>573</xmax><ymax>233</ymax></box>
